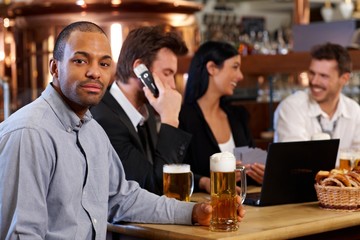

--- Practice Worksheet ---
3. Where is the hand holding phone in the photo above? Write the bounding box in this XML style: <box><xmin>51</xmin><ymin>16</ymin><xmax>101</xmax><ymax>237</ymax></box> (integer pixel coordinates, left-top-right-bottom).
<box><xmin>134</xmin><ymin>64</ymin><xmax>159</xmax><ymax>98</ymax></box>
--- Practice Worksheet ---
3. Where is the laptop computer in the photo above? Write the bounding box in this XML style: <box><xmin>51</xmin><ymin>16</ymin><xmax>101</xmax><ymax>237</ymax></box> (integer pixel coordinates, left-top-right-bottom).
<box><xmin>244</xmin><ymin>139</ymin><xmax>339</xmax><ymax>206</ymax></box>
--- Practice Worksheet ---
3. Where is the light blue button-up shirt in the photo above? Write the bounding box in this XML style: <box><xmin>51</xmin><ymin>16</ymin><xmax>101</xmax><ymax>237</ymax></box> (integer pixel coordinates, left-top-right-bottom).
<box><xmin>0</xmin><ymin>84</ymin><xmax>195</xmax><ymax>239</ymax></box>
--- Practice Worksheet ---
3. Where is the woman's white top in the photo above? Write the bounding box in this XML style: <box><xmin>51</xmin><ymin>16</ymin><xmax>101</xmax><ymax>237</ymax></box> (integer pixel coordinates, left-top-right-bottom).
<box><xmin>218</xmin><ymin>133</ymin><xmax>236</xmax><ymax>153</ymax></box>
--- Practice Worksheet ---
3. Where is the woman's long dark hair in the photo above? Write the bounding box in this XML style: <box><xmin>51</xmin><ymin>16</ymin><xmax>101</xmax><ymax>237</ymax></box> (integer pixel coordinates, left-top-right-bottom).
<box><xmin>184</xmin><ymin>41</ymin><xmax>239</xmax><ymax>104</ymax></box>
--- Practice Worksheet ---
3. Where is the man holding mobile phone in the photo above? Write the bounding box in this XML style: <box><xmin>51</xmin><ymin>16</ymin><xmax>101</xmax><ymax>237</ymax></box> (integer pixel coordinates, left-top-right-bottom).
<box><xmin>90</xmin><ymin>26</ymin><xmax>191</xmax><ymax>195</ymax></box>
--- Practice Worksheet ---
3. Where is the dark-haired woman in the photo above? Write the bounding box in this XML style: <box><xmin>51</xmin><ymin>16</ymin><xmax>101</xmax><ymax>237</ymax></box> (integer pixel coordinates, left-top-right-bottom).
<box><xmin>179</xmin><ymin>41</ymin><xmax>265</xmax><ymax>193</ymax></box>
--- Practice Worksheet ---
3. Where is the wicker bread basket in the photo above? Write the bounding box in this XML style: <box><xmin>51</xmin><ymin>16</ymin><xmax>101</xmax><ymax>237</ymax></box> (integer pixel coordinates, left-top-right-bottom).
<box><xmin>315</xmin><ymin>184</ymin><xmax>360</xmax><ymax>211</ymax></box>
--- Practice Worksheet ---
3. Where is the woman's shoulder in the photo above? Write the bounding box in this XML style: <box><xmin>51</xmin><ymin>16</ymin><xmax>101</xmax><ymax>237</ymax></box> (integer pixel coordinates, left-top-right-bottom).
<box><xmin>179</xmin><ymin>103</ymin><xmax>202</xmax><ymax>129</ymax></box>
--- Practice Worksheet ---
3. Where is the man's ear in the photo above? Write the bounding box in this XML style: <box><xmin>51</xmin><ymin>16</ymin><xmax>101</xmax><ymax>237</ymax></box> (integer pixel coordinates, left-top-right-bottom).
<box><xmin>340</xmin><ymin>72</ymin><xmax>351</xmax><ymax>86</ymax></box>
<box><xmin>132</xmin><ymin>59</ymin><xmax>143</xmax><ymax>70</ymax></box>
<box><xmin>49</xmin><ymin>59</ymin><xmax>59</xmax><ymax>79</ymax></box>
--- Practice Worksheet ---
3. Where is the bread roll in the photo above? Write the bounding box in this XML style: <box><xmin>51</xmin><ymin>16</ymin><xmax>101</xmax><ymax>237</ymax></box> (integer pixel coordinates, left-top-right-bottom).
<box><xmin>315</xmin><ymin>170</ymin><xmax>330</xmax><ymax>184</ymax></box>
<box><xmin>331</xmin><ymin>173</ymin><xmax>351</xmax><ymax>187</ymax></box>
<box><xmin>347</xmin><ymin>172</ymin><xmax>360</xmax><ymax>187</ymax></box>
<box><xmin>330</xmin><ymin>169</ymin><xmax>344</xmax><ymax>175</ymax></box>
<box><xmin>315</xmin><ymin>169</ymin><xmax>360</xmax><ymax>188</ymax></box>
<box><xmin>321</xmin><ymin>177</ymin><xmax>345</xmax><ymax>187</ymax></box>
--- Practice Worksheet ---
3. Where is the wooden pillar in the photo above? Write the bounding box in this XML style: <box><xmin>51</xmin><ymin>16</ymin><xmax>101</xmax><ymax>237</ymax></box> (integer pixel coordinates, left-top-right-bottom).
<box><xmin>294</xmin><ymin>0</ymin><xmax>310</xmax><ymax>24</ymax></box>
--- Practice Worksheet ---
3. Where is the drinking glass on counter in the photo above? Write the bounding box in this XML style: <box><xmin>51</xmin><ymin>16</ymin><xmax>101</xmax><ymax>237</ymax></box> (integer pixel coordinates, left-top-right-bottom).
<box><xmin>209</xmin><ymin>152</ymin><xmax>247</xmax><ymax>232</ymax></box>
<box><xmin>163</xmin><ymin>164</ymin><xmax>194</xmax><ymax>202</ymax></box>
<box><xmin>339</xmin><ymin>149</ymin><xmax>360</xmax><ymax>171</ymax></box>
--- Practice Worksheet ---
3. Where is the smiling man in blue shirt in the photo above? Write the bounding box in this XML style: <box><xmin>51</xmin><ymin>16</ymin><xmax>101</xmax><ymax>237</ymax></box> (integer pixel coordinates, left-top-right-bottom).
<box><xmin>0</xmin><ymin>21</ymin><xmax>245</xmax><ymax>239</ymax></box>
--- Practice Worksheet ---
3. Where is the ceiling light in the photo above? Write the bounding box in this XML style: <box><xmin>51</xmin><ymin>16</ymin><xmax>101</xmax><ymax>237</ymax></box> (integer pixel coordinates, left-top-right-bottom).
<box><xmin>111</xmin><ymin>0</ymin><xmax>121</xmax><ymax>6</ymax></box>
<box><xmin>76</xmin><ymin>0</ymin><xmax>87</xmax><ymax>8</ymax></box>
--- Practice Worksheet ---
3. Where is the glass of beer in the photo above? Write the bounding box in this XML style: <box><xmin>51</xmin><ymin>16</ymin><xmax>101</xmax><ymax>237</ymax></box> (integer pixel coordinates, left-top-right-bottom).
<box><xmin>354</xmin><ymin>151</ymin><xmax>360</xmax><ymax>171</ymax></box>
<box><xmin>339</xmin><ymin>149</ymin><xmax>353</xmax><ymax>171</ymax></box>
<box><xmin>163</xmin><ymin>164</ymin><xmax>194</xmax><ymax>202</ymax></box>
<box><xmin>210</xmin><ymin>152</ymin><xmax>247</xmax><ymax>232</ymax></box>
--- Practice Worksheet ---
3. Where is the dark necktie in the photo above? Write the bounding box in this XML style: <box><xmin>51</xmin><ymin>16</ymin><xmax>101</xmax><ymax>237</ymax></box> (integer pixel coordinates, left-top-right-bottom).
<box><xmin>137</xmin><ymin>123</ymin><xmax>153</xmax><ymax>164</ymax></box>
<box><xmin>316</xmin><ymin>115</ymin><xmax>338</xmax><ymax>139</ymax></box>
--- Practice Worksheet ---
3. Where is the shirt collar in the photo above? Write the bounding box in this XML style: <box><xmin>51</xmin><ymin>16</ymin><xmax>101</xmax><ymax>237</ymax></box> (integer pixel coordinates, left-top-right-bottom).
<box><xmin>109</xmin><ymin>81</ymin><xmax>147</xmax><ymax>129</ymax></box>
<box><xmin>41</xmin><ymin>83</ymin><xmax>92</xmax><ymax>132</ymax></box>
<box><xmin>337</xmin><ymin>94</ymin><xmax>352</xmax><ymax>119</ymax></box>
<box><xmin>307</xmin><ymin>91</ymin><xmax>350</xmax><ymax>120</ymax></box>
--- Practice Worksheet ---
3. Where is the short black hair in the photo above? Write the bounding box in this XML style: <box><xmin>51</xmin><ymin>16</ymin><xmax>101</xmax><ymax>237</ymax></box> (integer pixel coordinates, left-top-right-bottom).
<box><xmin>53</xmin><ymin>21</ymin><xmax>107</xmax><ymax>61</ymax></box>
<box><xmin>310</xmin><ymin>42</ymin><xmax>352</xmax><ymax>76</ymax></box>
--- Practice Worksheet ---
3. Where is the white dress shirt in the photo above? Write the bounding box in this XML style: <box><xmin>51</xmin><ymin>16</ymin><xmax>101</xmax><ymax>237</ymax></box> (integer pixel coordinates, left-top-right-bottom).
<box><xmin>274</xmin><ymin>90</ymin><xmax>360</xmax><ymax>165</ymax></box>
<box><xmin>109</xmin><ymin>81</ymin><xmax>148</xmax><ymax>129</ymax></box>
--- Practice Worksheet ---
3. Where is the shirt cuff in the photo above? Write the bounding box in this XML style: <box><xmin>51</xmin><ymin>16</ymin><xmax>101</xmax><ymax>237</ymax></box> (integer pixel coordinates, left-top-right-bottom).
<box><xmin>173</xmin><ymin>201</ymin><xmax>196</xmax><ymax>225</ymax></box>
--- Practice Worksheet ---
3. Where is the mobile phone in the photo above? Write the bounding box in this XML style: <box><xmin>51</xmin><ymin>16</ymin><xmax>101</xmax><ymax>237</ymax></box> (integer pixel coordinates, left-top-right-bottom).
<box><xmin>134</xmin><ymin>64</ymin><xmax>159</xmax><ymax>98</ymax></box>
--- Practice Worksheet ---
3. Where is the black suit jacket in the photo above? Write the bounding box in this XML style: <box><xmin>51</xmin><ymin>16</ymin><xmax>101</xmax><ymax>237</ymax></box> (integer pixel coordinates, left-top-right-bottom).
<box><xmin>91</xmin><ymin>90</ymin><xmax>191</xmax><ymax>195</ymax></box>
<box><xmin>179</xmin><ymin>102</ymin><xmax>255</xmax><ymax>192</ymax></box>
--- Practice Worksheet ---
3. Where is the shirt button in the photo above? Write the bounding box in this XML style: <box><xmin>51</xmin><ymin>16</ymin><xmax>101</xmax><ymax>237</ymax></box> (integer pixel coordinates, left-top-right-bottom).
<box><xmin>67</xmin><ymin>127</ymin><xmax>72</xmax><ymax>133</ymax></box>
<box><xmin>83</xmin><ymin>191</ymin><xmax>86</xmax><ymax>195</ymax></box>
<box><xmin>93</xmin><ymin>218</ymin><xmax>97</xmax><ymax>225</ymax></box>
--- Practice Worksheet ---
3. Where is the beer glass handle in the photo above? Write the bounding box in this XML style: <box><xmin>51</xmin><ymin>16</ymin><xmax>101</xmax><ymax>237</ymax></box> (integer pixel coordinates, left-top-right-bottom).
<box><xmin>235</xmin><ymin>165</ymin><xmax>247</xmax><ymax>204</ymax></box>
<box><xmin>189</xmin><ymin>171</ymin><xmax>194</xmax><ymax>197</ymax></box>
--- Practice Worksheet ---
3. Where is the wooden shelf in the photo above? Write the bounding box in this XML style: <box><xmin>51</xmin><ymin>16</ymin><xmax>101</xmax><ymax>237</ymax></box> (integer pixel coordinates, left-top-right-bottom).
<box><xmin>179</xmin><ymin>50</ymin><xmax>360</xmax><ymax>76</ymax></box>
<box><xmin>241</xmin><ymin>50</ymin><xmax>360</xmax><ymax>75</ymax></box>
<box><xmin>241</xmin><ymin>52</ymin><xmax>310</xmax><ymax>75</ymax></box>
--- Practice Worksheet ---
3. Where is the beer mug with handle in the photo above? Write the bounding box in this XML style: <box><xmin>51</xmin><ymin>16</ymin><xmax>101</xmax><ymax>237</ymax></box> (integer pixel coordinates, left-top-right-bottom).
<box><xmin>163</xmin><ymin>164</ymin><xmax>194</xmax><ymax>202</ymax></box>
<box><xmin>210</xmin><ymin>152</ymin><xmax>247</xmax><ymax>232</ymax></box>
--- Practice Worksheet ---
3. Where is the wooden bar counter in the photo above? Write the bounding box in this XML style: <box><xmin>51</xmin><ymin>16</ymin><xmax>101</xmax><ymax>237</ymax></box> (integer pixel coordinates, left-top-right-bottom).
<box><xmin>107</xmin><ymin>192</ymin><xmax>360</xmax><ymax>240</ymax></box>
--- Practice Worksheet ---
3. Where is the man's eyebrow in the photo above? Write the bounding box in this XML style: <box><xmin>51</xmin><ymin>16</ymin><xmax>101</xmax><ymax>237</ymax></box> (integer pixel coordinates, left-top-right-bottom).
<box><xmin>73</xmin><ymin>51</ymin><xmax>112</xmax><ymax>61</ymax></box>
<box><xmin>74</xmin><ymin>51</ymin><xmax>89</xmax><ymax>57</ymax></box>
<box><xmin>164</xmin><ymin>68</ymin><xmax>175</xmax><ymax>74</ymax></box>
<box><xmin>102</xmin><ymin>55</ymin><xmax>112</xmax><ymax>61</ymax></box>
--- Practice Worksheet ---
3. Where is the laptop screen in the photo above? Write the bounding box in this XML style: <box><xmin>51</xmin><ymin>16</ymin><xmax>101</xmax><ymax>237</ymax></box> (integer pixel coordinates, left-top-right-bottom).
<box><xmin>245</xmin><ymin>139</ymin><xmax>339</xmax><ymax>206</ymax></box>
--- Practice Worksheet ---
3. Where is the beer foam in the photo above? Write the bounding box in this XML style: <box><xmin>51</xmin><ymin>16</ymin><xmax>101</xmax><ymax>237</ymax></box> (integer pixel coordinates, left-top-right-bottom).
<box><xmin>210</xmin><ymin>152</ymin><xmax>235</xmax><ymax>172</ymax></box>
<box><xmin>339</xmin><ymin>150</ymin><xmax>353</xmax><ymax>160</ymax></box>
<box><xmin>163</xmin><ymin>164</ymin><xmax>190</xmax><ymax>173</ymax></box>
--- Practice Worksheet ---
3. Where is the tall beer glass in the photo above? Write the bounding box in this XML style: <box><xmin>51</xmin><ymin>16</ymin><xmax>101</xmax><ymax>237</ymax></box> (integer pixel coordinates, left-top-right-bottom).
<box><xmin>163</xmin><ymin>164</ymin><xmax>194</xmax><ymax>202</ymax></box>
<box><xmin>339</xmin><ymin>149</ymin><xmax>353</xmax><ymax>171</ymax></box>
<box><xmin>210</xmin><ymin>152</ymin><xmax>247</xmax><ymax>232</ymax></box>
